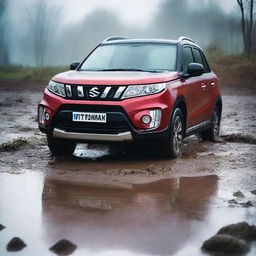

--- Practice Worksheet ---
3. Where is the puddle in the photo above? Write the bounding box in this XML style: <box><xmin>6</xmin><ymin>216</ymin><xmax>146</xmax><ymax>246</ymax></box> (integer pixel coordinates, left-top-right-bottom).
<box><xmin>0</xmin><ymin>172</ymin><xmax>255</xmax><ymax>256</ymax></box>
<box><xmin>0</xmin><ymin>92</ymin><xmax>256</xmax><ymax>255</ymax></box>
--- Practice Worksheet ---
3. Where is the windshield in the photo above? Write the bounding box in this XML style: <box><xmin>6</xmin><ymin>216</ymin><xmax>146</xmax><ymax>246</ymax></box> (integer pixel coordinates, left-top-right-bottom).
<box><xmin>80</xmin><ymin>43</ymin><xmax>177</xmax><ymax>72</ymax></box>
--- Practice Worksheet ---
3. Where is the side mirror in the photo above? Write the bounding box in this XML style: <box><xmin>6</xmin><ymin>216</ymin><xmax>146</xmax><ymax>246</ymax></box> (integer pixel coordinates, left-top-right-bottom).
<box><xmin>187</xmin><ymin>63</ymin><xmax>204</xmax><ymax>77</ymax></box>
<box><xmin>70</xmin><ymin>61</ymin><xmax>80</xmax><ymax>70</ymax></box>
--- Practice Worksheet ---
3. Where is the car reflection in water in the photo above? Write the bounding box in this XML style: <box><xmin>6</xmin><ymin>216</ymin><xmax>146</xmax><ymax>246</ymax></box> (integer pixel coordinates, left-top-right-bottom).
<box><xmin>42</xmin><ymin>175</ymin><xmax>218</xmax><ymax>255</ymax></box>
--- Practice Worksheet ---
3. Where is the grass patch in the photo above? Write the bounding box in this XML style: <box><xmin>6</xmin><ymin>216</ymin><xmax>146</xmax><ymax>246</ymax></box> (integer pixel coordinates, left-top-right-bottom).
<box><xmin>0</xmin><ymin>138</ymin><xmax>30</xmax><ymax>152</ymax></box>
<box><xmin>206</xmin><ymin>47</ymin><xmax>256</xmax><ymax>92</ymax></box>
<box><xmin>0</xmin><ymin>66</ymin><xmax>68</xmax><ymax>81</ymax></box>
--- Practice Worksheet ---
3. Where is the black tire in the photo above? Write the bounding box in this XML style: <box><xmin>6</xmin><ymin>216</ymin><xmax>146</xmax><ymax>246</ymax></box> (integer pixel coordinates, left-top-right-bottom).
<box><xmin>161</xmin><ymin>108</ymin><xmax>184</xmax><ymax>159</ymax></box>
<box><xmin>47</xmin><ymin>135</ymin><xmax>76</xmax><ymax>156</ymax></box>
<box><xmin>201</xmin><ymin>107</ymin><xmax>221</xmax><ymax>142</ymax></box>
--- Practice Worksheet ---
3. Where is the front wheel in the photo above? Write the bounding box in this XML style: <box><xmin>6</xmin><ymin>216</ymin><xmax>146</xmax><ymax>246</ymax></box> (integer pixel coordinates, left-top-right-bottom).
<box><xmin>161</xmin><ymin>108</ymin><xmax>184</xmax><ymax>159</ymax></box>
<box><xmin>47</xmin><ymin>135</ymin><xmax>76</xmax><ymax>156</ymax></box>
<box><xmin>201</xmin><ymin>107</ymin><xmax>220</xmax><ymax>142</ymax></box>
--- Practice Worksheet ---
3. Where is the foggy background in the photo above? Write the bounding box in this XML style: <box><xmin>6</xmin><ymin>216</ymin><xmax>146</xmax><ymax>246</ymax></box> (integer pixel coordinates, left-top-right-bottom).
<box><xmin>0</xmin><ymin>0</ymin><xmax>246</xmax><ymax>67</ymax></box>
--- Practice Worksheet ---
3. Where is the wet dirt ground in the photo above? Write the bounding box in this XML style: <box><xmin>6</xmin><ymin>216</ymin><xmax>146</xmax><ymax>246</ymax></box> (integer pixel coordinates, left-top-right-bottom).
<box><xmin>0</xmin><ymin>88</ymin><xmax>256</xmax><ymax>256</ymax></box>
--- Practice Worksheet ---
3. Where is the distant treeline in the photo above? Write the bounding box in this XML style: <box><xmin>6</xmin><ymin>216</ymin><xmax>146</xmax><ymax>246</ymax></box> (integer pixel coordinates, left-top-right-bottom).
<box><xmin>1</xmin><ymin>0</ymin><xmax>255</xmax><ymax>67</ymax></box>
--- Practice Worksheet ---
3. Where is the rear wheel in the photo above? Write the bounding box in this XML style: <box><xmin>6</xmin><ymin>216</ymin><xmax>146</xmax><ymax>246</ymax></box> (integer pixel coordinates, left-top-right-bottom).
<box><xmin>161</xmin><ymin>108</ymin><xmax>184</xmax><ymax>159</ymax></box>
<box><xmin>201</xmin><ymin>107</ymin><xmax>220</xmax><ymax>142</ymax></box>
<box><xmin>47</xmin><ymin>135</ymin><xmax>76</xmax><ymax>156</ymax></box>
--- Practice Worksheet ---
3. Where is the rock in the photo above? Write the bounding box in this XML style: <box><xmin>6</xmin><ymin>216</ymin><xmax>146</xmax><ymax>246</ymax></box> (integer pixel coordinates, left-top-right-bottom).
<box><xmin>250</xmin><ymin>225</ymin><xmax>256</xmax><ymax>239</ymax></box>
<box><xmin>6</xmin><ymin>237</ymin><xmax>27</xmax><ymax>251</ymax></box>
<box><xmin>251</xmin><ymin>190</ymin><xmax>256</xmax><ymax>195</ymax></box>
<box><xmin>233</xmin><ymin>190</ymin><xmax>245</xmax><ymax>198</ymax></box>
<box><xmin>202</xmin><ymin>234</ymin><xmax>249</xmax><ymax>253</ymax></box>
<box><xmin>49</xmin><ymin>239</ymin><xmax>77</xmax><ymax>255</ymax></box>
<box><xmin>0</xmin><ymin>224</ymin><xmax>6</xmax><ymax>230</ymax></box>
<box><xmin>240</xmin><ymin>201</ymin><xmax>253</xmax><ymax>208</ymax></box>
<box><xmin>217</xmin><ymin>222</ymin><xmax>251</xmax><ymax>240</ymax></box>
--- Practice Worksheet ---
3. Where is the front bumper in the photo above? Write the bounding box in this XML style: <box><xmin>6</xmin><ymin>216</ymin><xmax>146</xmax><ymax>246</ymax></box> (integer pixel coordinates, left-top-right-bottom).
<box><xmin>53</xmin><ymin>128</ymin><xmax>133</xmax><ymax>142</ymax></box>
<box><xmin>39</xmin><ymin>88</ymin><xmax>173</xmax><ymax>142</ymax></box>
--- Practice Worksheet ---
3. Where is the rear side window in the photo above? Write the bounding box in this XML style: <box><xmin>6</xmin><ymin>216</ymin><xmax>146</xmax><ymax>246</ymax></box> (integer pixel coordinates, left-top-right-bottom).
<box><xmin>193</xmin><ymin>48</ymin><xmax>211</xmax><ymax>73</ymax></box>
<box><xmin>201</xmin><ymin>51</ymin><xmax>211</xmax><ymax>73</ymax></box>
<box><xmin>193</xmin><ymin>48</ymin><xmax>204</xmax><ymax>66</ymax></box>
<box><xmin>182</xmin><ymin>47</ymin><xmax>193</xmax><ymax>73</ymax></box>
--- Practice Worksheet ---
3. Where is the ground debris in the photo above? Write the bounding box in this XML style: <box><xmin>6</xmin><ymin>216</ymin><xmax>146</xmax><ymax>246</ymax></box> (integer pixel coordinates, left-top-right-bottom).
<box><xmin>233</xmin><ymin>190</ymin><xmax>245</xmax><ymax>198</ymax></box>
<box><xmin>240</xmin><ymin>200</ymin><xmax>253</xmax><ymax>208</ymax></box>
<box><xmin>105</xmin><ymin>164</ymin><xmax>169</xmax><ymax>176</ymax></box>
<box><xmin>0</xmin><ymin>138</ymin><xmax>29</xmax><ymax>152</ymax></box>
<box><xmin>49</xmin><ymin>239</ymin><xmax>77</xmax><ymax>255</ymax></box>
<box><xmin>0</xmin><ymin>224</ymin><xmax>6</xmax><ymax>230</ymax></box>
<box><xmin>221</xmin><ymin>133</ymin><xmax>256</xmax><ymax>144</ymax></box>
<box><xmin>144</xmin><ymin>164</ymin><xmax>169</xmax><ymax>174</ymax></box>
<box><xmin>228</xmin><ymin>199</ymin><xmax>238</xmax><ymax>204</ymax></box>
<box><xmin>6</xmin><ymin>237</ymin><xmax>27</xmax><ymax>251</ymax></box>
<box><xmin>202</xmin><ymin>234</ymin><xmax>249</xmax><ymax>253</ymax></box>
<box><xmin>228</xmin><ymin>199</ymin><xmax>254</xmax><ymax>208</ymax></box>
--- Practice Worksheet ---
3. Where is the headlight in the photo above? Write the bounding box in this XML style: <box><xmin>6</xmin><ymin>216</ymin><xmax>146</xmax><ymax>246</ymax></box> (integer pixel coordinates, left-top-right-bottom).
<box><xmin>47</xmin><ymin>81</ymin><xmax>66</xmax><ymax>97</ymax></box>
<box><xmin>122</xmin><ymin>83</ymin><xmax>166</xmax><ymax>99</ymax></box>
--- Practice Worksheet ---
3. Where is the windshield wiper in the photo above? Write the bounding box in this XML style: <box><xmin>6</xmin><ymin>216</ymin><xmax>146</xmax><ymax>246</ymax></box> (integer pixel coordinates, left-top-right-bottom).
<box><xmin>97</xmin><ymin>68</ymin><xmax>161</xmax><ymax>73</ymax></box>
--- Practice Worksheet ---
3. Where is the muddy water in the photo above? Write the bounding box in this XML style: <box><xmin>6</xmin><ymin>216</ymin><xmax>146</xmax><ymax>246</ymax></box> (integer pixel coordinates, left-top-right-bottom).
<box><xmin>0</xmin><ymin>172</ymin><xmax>255</xmax><ymax>256</ymax></box>
<box><xmin>0</xmin><ymin>91</ymin><xmax>256</xmax><ymax>255</ymax></box>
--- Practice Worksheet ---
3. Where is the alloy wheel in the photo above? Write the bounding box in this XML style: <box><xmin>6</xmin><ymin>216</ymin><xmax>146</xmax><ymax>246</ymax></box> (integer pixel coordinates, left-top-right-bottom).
<box><xmin>172</xmin><ymin>115</ymin><xmax>183</xmax><ymax>155</ymax></box>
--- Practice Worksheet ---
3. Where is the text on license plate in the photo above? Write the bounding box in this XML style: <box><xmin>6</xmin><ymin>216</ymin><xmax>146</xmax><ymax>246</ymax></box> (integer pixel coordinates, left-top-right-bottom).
<box><xmin>72</xmin><ymin>112</ymin><xmax>107</xmax><ymax>123</ymax></box>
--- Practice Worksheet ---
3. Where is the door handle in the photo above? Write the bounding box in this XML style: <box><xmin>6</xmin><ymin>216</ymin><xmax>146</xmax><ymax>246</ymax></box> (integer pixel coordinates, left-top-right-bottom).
<box><xmin>210</xmin><ymin>82</ymin><xmax>216</xmax><ymax>87</ymax></box>
<box><xmin>201</xmin><ymin>84</ymin><xmax>206</xmax><ymax>89</ymax></box>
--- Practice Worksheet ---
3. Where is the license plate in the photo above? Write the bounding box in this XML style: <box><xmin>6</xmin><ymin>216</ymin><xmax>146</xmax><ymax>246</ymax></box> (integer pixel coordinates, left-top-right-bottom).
<box><xmin>72</xmin><ymin>112</ymin><xmax>107</xmax><ymax>123</ymax></box>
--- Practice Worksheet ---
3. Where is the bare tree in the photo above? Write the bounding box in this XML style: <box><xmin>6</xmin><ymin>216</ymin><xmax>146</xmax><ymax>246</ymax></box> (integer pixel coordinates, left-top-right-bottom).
<box><xmin>236</xmin><ymin>0</ymin><xmax>255</xmax><ymax>55</ymax></box>
<box><xmin>0</xmin><ymin>0</ymin><xmax>9</xmax><ymax>67</ymax></box>
<box><xmin>27</xmin><ymin>0</ymin><xmax>61</xmax><ymax>67</ymax></box>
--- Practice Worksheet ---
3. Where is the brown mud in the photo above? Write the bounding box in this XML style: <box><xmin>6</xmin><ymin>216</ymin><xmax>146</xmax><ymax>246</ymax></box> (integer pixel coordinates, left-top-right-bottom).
<box><xmin>0</xmin><ymin>86</ymin><xmax>256</xmax><ymax>256</ymax></box>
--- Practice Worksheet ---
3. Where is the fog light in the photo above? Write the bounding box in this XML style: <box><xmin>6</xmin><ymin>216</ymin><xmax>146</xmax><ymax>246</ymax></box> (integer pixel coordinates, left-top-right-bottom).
<box><xmin>38</xmin><ymin>106</ymin><xmax>45</xmax><ymax>125</ymax></box>
<box><xmin>141</xmin><ymin>115</ymin><xmax>151</xmax><ymax>124</ymax></box>
<box><xmin>45</xmin><ymin>112</ymin><xmax>50</xmax><ymax>121</ymax></box>
<box><xmin>148</xmin><ymin>109</ymin><xmax>162</xmax><ymax>130</ymax></box>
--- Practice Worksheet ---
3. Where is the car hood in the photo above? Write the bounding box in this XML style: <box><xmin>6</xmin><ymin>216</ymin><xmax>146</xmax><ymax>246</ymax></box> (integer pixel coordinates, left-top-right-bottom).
<box><xmin>52</xmin><ymin>70</ymin><xmax>180</xmax><ymax>85</ymax></box>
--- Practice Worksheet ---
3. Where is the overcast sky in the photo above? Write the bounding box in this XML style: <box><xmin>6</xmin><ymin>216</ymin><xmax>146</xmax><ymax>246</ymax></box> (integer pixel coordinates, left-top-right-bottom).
<box><xmin>7</xmin><ymin>0</ymin><xmax>241</xmax><ymax>66</ymax></box>
<box><xmin>54</xmin><ymin>0</ymin><xmax>238</xmax><ymax>27</ymax></box>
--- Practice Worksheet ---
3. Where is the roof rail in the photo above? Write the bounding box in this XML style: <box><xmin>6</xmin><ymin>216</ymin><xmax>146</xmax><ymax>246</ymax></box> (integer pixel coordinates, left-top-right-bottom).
<box><xmin>178</xmin><ymin>36</ymin><xmax>195</xmax><ymax>43</ymax></box>
<box><xmin>103</xmin><ymin>36</ymin><xmax>128</xmax><ymax>42</ymax></box>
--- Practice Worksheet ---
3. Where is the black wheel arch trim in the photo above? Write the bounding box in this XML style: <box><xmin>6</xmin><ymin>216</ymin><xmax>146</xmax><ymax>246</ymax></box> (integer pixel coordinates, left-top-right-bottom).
<box><xmin>215</xmin><ymin>96</ymin><xmax>222</xmax><ymax>118</ymax></box>
<box><xmin>168</xmin><ymin>96</ymin><xmax>187</xmax><ymax>136</ymax></box>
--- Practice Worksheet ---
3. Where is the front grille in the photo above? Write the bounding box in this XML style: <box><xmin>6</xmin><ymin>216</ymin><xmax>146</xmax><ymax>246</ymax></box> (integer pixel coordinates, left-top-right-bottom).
<box><xmin>53</xmin><ymin>104</ymin><xmax>132</xmax><ymax>135</ymax></box>
<box><xmin>64</xmin><ymin>84</ymin><xmax>127</xmax><ymax>101</ymax></box>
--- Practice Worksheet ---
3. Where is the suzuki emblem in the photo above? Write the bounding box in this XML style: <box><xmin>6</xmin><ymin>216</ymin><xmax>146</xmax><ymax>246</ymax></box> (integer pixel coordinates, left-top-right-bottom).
<box><xmin>89</xmin><ymin>87</ymin><xmax>100</xmax><ymax>97</ymax></box>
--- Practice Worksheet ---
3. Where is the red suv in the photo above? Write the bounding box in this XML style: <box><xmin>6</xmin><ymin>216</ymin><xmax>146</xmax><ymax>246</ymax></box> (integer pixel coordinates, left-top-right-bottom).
<box><xmin>38</xmin><ymin>37</ymin><xmax>222</xmax><ymax>158</ymax></box>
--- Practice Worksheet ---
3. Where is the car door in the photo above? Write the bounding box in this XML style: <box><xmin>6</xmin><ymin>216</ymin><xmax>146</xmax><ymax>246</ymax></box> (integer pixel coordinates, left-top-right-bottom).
<box><xmin>192</xmin><ymin>47</ymin><xmax>216</xmax><ymax>122</ymax></box>
<box><xmin>182</xmin><ymin>46</ymin><xmax>205</xmax><ymax>127</ymax></box>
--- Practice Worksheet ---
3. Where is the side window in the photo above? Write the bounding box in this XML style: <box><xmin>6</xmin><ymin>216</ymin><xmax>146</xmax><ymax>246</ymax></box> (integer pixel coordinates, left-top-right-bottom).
<box><xmin>182</xmin><ymin>47</ymin><xmax>193</xmax><ymax>73</ymax></box>
<box><xmin>193</xmin><ymin>48</ymin><xmax>211</xmax><ymax>73</ymax></box>
<box><xmin>201</xmin><ymin>52</ymin><xmax>211</xmax><ymax>73</ymax></box>
<box><xmin>193</xmin><ymin>48</ymin><xmax>204</xmax><ymax>66</ymax></box>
